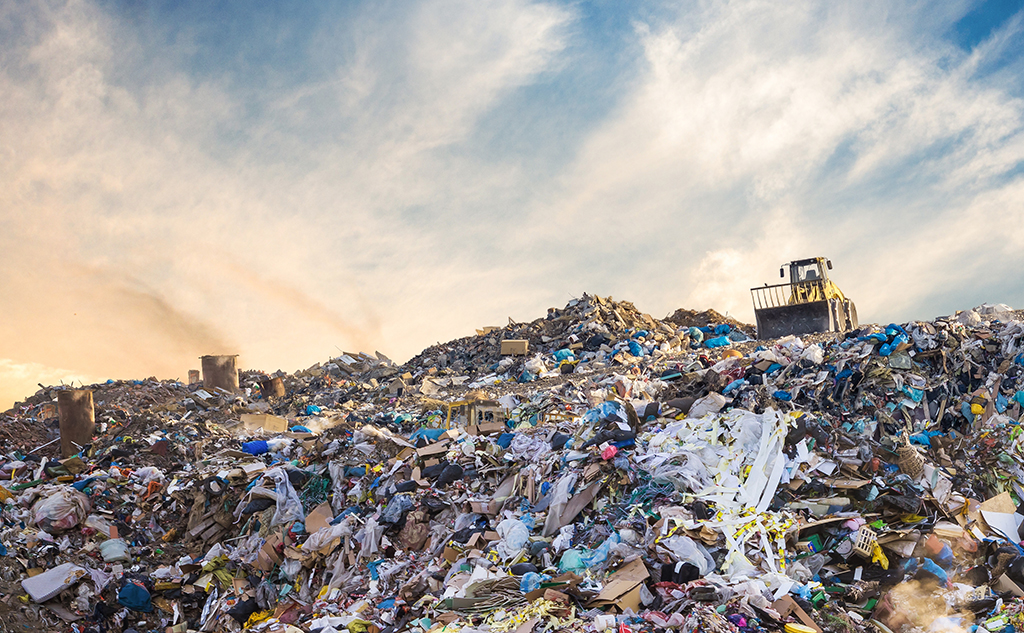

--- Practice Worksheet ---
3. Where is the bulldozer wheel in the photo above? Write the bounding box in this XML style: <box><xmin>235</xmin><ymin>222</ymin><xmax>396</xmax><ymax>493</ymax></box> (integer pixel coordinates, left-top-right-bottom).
<box><xmin>846</xmin><ymin>301</ymin><xmax>858</xmax><ymax>330</ymax></box>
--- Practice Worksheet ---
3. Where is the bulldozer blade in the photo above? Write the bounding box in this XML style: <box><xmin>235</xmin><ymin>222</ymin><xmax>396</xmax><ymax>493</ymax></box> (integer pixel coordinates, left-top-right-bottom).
<box><xmin>755</xmin><ymin>299</ymin><xmax>849</xmax><ymax>340</ymax></box>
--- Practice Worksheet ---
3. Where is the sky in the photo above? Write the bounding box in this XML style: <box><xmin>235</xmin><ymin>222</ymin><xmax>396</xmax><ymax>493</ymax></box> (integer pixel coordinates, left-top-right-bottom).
<box><xmin>2</xmin><ymin>0</ymin><xmax>1024</xmax><ymax>409</ymax></box>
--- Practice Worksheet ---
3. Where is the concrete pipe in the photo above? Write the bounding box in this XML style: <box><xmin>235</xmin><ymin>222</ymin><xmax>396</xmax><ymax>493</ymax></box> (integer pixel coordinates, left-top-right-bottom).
<box><xmin>57</xmin><ymin>390</ymin><xmax>95</xmax><ymax>458</ymax></box>
<box><xmin>260</xmin><ymin>376</ymin><xmax>286</xmax><ymax>399</ymax></box>
<box><xmin>200</xmin><ymin>355</ymin><xmax>239</xmax><ymax>393</ymax></box>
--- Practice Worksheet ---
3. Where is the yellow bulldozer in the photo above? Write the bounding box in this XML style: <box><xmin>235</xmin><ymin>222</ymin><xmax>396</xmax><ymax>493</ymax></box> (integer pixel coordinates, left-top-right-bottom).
<box><xmin>750</xmin><ymin>257</ymin><xmax>858</xmax><ymax>339</ymax></box>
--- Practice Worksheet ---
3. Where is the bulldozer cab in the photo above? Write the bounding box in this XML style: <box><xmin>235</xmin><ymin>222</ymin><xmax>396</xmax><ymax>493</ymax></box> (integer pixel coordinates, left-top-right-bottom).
<box><xmin>785</xmin><ymin>258</ymin><xmax>828</xmax><ymax>283</ymax></box>
<box><xmin>751</xmin><ymin>257</ymin><xmax>857</xmax><ymax>339</ymax></box>
<box><xmin>781</xmin><ymin>257</ymin><xmax>845</xmax><ymax>305</ymax></box>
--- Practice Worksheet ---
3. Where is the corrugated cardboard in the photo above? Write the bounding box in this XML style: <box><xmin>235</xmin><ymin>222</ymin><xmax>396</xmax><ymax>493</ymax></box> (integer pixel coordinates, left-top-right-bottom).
<box><xmin>240</xmin><ymin>414</ymin><xmax>288</xmax><ymax>433</ymax></box>
<box><xmin>995</xmin><ymin>574</ymin><xmax>1024</xmax><ymax>597</ymax></box>
<box><xmin>468</xmin><ymin>422</ymin><xmax>505</xmax><ymax>436</ymax></box>
<box><xmin>306</xmin><ymin>502</ymin><xmax>334</xmax><ymax>534</ymax></box>
<box><xmin>256</xmin><ymin>534</ymin><xmax>283</xmax><ymax>571</ymax></box>
<box><xmin>524</xmin><ymin>572</ymin><xmax>583</xmax><ymax>602</ymax></box>
<box><xmin>586</xmin><ymin>558</ymin><xmax>649</xmax><ymax>612</ymax></box>
<box><xmin>773</xmin><ymin>595</ymin><xmax>823</xmax><ymax>633</ymax></box>
<box><xmin>443</xmin><ymin>545</ymin><xmax>461</xmax><ymax>563</ymax></box>
<box><xmin>470</xmin><ymin>500</ymin><xmax>500</xmax><ymax>515</ymax></box>
<box><xmin>417</xmin><ymin>440</ymin><xmax>450</xmax><ymax>458</ymax></box>
<box><xmin>558</xmin><ymin>480</ymin><xmax>603</xmax><ymax>528</ymax></box>
<box><xmin>500</xmin><ymin>340</ymin><xmax>529</xmax><ymax>356</ymax></box>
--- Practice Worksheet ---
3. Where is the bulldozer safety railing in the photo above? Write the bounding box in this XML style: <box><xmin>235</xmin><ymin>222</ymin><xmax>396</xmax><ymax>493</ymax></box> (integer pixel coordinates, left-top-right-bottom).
<box><xmin>751</xmin><ymin>280</ymin><xmax>828</xmax><ymax>310</ymax></box>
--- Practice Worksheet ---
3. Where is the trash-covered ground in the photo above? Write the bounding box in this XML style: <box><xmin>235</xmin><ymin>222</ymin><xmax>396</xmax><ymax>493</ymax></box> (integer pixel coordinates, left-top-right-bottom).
<box><xmin>3</xmin><ymin>294</ymin><xmax>1024</xmax><ymax>633</ymax></box>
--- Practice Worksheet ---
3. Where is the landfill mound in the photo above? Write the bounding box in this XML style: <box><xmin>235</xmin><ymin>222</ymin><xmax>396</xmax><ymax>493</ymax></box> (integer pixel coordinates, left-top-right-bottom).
<box><xmin>664</xmin><ymin>307</ymin><xmax>755</xmax><ymax>337</ymax></box>
<box><xmin>2</xmin><ymin>296</ymin><xmax>1024</xmax><ymax>633</ymax></box>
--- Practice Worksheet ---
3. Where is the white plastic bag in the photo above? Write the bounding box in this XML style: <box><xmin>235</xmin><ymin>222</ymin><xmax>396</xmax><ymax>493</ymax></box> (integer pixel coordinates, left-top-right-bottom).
<box><xmin>800</xmin><ymin>344</ymin><xmax>824</xmax><ymax>364</ymax></box>
<box><xmin>495</xmin><ymin>519</ymin><xmax>530</xmax><ymax>560</ymax></box>
<box><xmin>262</xmin><ymin>467</ymin><xmax>304</xmax><ymax>527</ymax></box>
<box><xmin>32</xmin><ymin>488</ymin><xmax>90</xmax><ymax>532</ymax></box>
<box><xmin>542</xmin><ymin>473</ymin><xmax>578</xmax><ymax>536</ymax></box>
<box><xmin>99</xmin><ymin>538</ymin><xmax>130</xmax><ymax>563</ymax></box>
<box><xmin>688</xmin><ymin>393</ymin><xmax>726</xmax><ymax>419</ymax></box>
<box><xmin>525</xmin><ymin>355</ymin><xmax>548</xmax><ymax>375</ymax></box>
<box><xmin>134</xmin><ymin>466</ymin><xmax>165</xmax><ymax>484</ymax></box>
<box><xmin>655</xmin><ymin>534</ymin><xmax>715</xmax><ymax>576</ymax></box>
<box><xmin>329</xmin><ymin>461</ymin><xmax>348</xmax><ymax>513</ymax></box>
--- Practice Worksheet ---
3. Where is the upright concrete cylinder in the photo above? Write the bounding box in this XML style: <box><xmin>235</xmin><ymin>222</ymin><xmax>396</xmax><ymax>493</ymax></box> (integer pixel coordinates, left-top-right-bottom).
<box><xmin>201</xmin><ymin>355</ymin><xmax>239</xmax><ymax>393</ymax></box>
<box><xmin>57</xmin><ymin>390</ymin><xmax>95</xmax><ymax>458</ymax></box>
<box><xmin>260</xmin><ymin>376</ymin><xmax>286</xmax><ymax>399</ymax></box>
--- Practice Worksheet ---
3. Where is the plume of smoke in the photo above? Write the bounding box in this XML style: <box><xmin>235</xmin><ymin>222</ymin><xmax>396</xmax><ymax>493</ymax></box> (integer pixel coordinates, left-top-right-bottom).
<box><xmin>880</xmin><ymin>580</ymin><xmax>974</xmax><ymax>633</ymax></box>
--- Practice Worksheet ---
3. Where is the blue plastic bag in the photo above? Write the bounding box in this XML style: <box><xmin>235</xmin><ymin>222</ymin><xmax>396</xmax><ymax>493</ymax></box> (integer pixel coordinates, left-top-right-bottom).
<box><xmin>408</xmin><ymin>428</ymin><xmax>446</xmax><ymax>444</ymax></box>
<box><xmin>920</xmin><ymin>557</ymin><xmax>948</xmax><ymax>585</ymax></box>
<box><xmin>933</xmin><ymin>544</ymin><xmax>954</xmax><ymax>569</ymax></box>
<box><xmin>704</xmin><ymin>336</ymin><xmax>731</xmax><ymax>348</ymax></box>
<box><xmin>879</xmin><ymin>334</ymin><xmax>909</xmax><ymax>356</ymax></box>
<box><xmin>724</xmin><ymin>379</ymin><xmax>746</xmax><ymax>394</ymax></box>
<box><xmin>118</xmin><ymin>582</ymin><xmax>153</xmax><ymax>612</ymax></box>
<box><xmin>520</xmin><ymin>572</ymin><xmax>550</xmax><ymax>593</ymax></box>
<box><xmin>242</xmin><ymin>440</ymin><xmax>269</xmax><ymax>455</ymax></box>
<box><xmin>553</xmin><ymin>349</ymin><xmax>575</xmax><ymax>362</ymax></box>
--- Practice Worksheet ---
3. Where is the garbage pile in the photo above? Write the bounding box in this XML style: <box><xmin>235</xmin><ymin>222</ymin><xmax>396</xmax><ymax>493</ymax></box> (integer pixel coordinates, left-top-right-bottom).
<box><xmin>2</xmin><ymin>295</ymin><xmax>1024</xmax><ymax>633</ymax></box>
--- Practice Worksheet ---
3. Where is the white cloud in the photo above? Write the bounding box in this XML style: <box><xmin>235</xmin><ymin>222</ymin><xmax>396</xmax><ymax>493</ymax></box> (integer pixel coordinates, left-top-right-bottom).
<box><xmin>0</xmin><ymin>0</ymin><xmax>574</xmax><ymax>407</ymax></box>
<box><xmin>527</xmin><ymin>0</ymin><xmax>1024</xmax><ymax>324</ymax></box>
<box><xmin>2</xmin><ymin>0</ymin><xmax>1024</xmax><ymax>410</ymax></box>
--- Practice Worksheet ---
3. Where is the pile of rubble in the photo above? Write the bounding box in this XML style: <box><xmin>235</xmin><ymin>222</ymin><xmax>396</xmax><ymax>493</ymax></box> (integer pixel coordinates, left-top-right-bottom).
<box><xmin>2</xmin><ymin>294</ymin><xmax>1024</xmax><ymax>633</ymax></box>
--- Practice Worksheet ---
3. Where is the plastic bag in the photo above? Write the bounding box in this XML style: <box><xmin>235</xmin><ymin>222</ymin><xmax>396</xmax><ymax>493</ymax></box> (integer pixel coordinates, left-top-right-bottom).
<box><xmin>262</xmin><ymin>467</ymin><xmax>304</xmax><ymax>527</ymax></box>
<box><xmin>688</xmin><ymin>393</ymin><xmax>726</xmax><ymax>419</ymax></box>
<box><xmin>134</xmin><ymin>466</ymin><xmax>165</xmax><ymax>484</ymax></box>
<box><xmin>704</xmin><ymin>336</ymin><xmax>731</xmax><ymax>348</ymax></box>
<box><xmin>358</xmin><ymin>517</ymin><xmax>382</xmax><ymax>560</ymax></box>
<box><xmin>520</xmin><ymin>572</ymin><xmax>550</xmax><ymax>593</ymax></box>
<box><xmin>32</xmin><ymin>487</ymin><xmax>90</xmax><ymax>532</ymax></box>
<box><xmin>85</xmin><ymin>514</ymin><xmax>114</xmax><ymax>536</ymax></box>
<box><xmin>551</xmin><ymin>525</ymin><xmax>575</xmax><ymax>552</ymax></box>
<box><xmin>100</xmin><ymin>538</ymin><xmax>131</xmax><ymax>563</ymax></box>
<box><xmin>304</xmin><ymin>523</ymin><xmax>351</xmax><ymax>553</ymax></box>
<box><xmin>655</xmin><ymin>535</ymin><xmax>714</xmax><ymax>576</ymax></box>
<box><xmin>650</xmin><ymin>456</ymin><xmax>710</xmax><ymax>492</ymax></box>
<box><xmin>553</xmin><ymin>349</ymin><xmax>575</xmax><ymax>362</ymax></box>
<box><xmin>495</xmin><ymin>519</ymin><xmax>530</xmax><ymax>560</ymax></box>
<box><xmin>380</xmin><ymin>494</ymin><xmax>414</xmax><ymax>525</ymax></box>
<box><xmin>580</xmin><ymin>533</ymin><xmax>620</xmax><ymax>567</ymax></box>
<box><xmin>558</xmin><ymin>549</ymin><xmax>586</xmax><ymax>572</ymax></box>
<box><xmin>801</xmin><ymin>344</ymin><xmax>824</xmax><ymax>364</ymax></box>
<box><xmin>542</xmin><ymin>473</ymin><xmax>578</xmax><ymax>536</ymax></box>
<box><xmin>328</xmin><ymin>461</ymin><xmax>347</xmax><ymax>513</ymax></box>
<box><xmin>525</xmin><ymin>355</ymin><xmax>548</xmax><ymax>375</ymax></box>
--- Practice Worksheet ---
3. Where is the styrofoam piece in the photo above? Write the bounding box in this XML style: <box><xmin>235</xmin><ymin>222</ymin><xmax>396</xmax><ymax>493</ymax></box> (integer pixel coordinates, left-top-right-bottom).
<box><xmin>21</xmin><ymin>562</ymin><xmax>87</xmax><ymax>603</ymax></box>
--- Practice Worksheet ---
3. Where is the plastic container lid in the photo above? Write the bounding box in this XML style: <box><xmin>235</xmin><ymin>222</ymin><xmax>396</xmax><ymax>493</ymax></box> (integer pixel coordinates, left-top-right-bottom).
<box><xmin>785</xmin><ymin>624</ymin><xmax>818</xmax><ymax>633</ymax></box>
